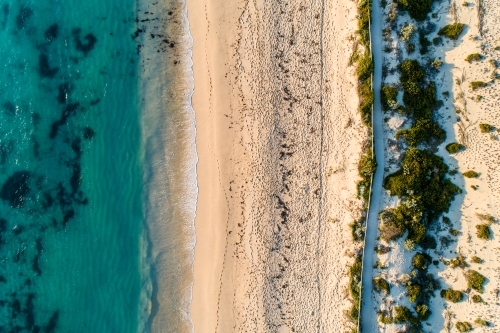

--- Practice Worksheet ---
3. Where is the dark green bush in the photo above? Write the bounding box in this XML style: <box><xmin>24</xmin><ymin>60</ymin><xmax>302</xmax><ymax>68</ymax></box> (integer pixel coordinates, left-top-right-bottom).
<box><xmin>446</xmin><ymin>142</ymin><xmax>464</xmax><ymax>154</ymax></box>
<box><xmin>450</xmin><ymin>254</ymin><xmax>467</xmax><ymax>269</ymax></box>
<box><xmin>440</xmin><ymin>289</ymin><xmax>464</xmax><ymax>302</ymax></box>
<box><xmin>456</xmin><ymin>321</ymin><xmax>472</xmax><ymax>332</ymax></box>
<box><xmin>373</xmin><ymin>276</ymin><xmax>391</xmax><ymax>294</ymax></box>
<box><xmin>356</xmin><ymin>51</ymin><xmax>373</xmax><ymax>81</ymax></box>
<box><xmin>393</xmin><ymin>306</ymin><xmax>421</xmax><ymax>327</ymax></box>
<box><xmin>479</xmin><ymin>123</ymin><xmax>494</xmax><ymax>133</ymax></box>
<box><xmin>415</xmin><ymin>303</ymin><xmax>430</xmax><ymax>320</ymax></box>
<box><xmin>464</xmin><ymin>270</ymin><xmax>486</xmax><ymax>293</ymax></box>
<box><xmin>412</xmin><ymin>253</ymin><xmax>428</xmax><ymax>270</ymax></box>
<box><xmin>471</xmin><ymin>81</ymin><xmax>488</xmax><ymax>90</ymax></box>
<box><xmin>438</xmin><ymin>23</ymin><xmax>466</xmax><ymax>40</ymax></box>
<box><xmin>471</xmin><ymin>294</ymin><xmax>483</xmax><ymax>303</ymax></box>
<box><xmin>407</xmin><ymin>283</ymin><xmax>422</xmax><ymax>302</ymax></box>
<box><xmin>474</xmin><ymin>318</ymin><xmax>490</xmax><ymax>326</ymax></box>
<box><xmin>465</xmin><ymin>53</ymin><xmax>483</xmax><ymax>63</ymax></box>
<box><xmin>396</xmin><ymin>119</ymin><xmax>446</xmax><ymax>146</ymax></box>
<box><xmin>398</xmin><ymin>0</ymin><xmax>433</xmax><ymax>21</ymax></box>
<box><xmin>419</xmin><ymin>31</ymin><xmax>431</xmax><ymax>55</ymax></box>
<box><xmin>381</xmin><ymin>85</ymin><xmax>398</xmax><ymax>110</ymax></box>
<box><xmin>463</xmin><ymin>170</ymin><xmax>479</xmax><ymax>178</ymax></box>
<box><xmin>400</xmin><ymin>59</ymin><xmax>426</xmax><ymax>84</ymax></box>
<box><xmin>476</xmin><ymin>224</ymin><xmax>491</xmax><ymax>240</ymax></box>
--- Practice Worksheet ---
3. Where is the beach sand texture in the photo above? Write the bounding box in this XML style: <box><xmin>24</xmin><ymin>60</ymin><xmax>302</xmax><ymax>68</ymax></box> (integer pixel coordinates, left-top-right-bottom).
<box><xmin>188</xmin><ymin>0</ymin><xmax>366</xmax><ymax>332</ymax></box>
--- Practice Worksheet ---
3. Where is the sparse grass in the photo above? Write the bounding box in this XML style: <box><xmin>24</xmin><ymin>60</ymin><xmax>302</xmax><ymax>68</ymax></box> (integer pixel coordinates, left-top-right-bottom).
<box><xmin>456</xmin><ymin>321</ymin><xmax>472</xmax><ymax>332</ymax></box>
<box><xmin>464</xmin><ymin>270</ymin><xmax>486</xmax><ymax>293</ymax></box>
<box><xmin>463</xmin><ymin>170</ymin><xmax>479</xmax><ymax>178</ymax></box>
<box><xmin>438</xmin><ymin>23</ymin><xmax>466</xmax><ymax>40</ymax></box>
<box><xmin>479</xmin><ymin>123</ymin><xmax>494</xmax><ymax>133</ymax></box>
<box><xmin>476</xmin><ymin>224</ymin><xmax>491</xmax><ymax>240</ymax></box>
<box><xmin>440</xmin><ymin>289</ymin><xmax>464</xmax><ymax>302</ymax></box>
<box><xmin>471</xmin><ymin>81</ymin><xmax>488</xmax><ymax>90</ymax></box>
<box><xmin>348</xmin><ymin>255</ymin><xmax>362</xmax><ymax>321</ymax></box>
<box><xmin>476</xmin><ymin>213</ymin><xmax>495</xmax><ymax>224</ymax></box>
<box><xmin>446</xmin><ymin>142</ymin><xmax>464</xmax><ymax>154</ymax></box>
<box><xmin>465</xmin><ymin>53</ymin><xmax>483</xmax><ymax>63</ymax></box>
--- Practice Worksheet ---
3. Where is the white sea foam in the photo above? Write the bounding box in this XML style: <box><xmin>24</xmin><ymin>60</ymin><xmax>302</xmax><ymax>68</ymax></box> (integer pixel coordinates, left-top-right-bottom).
<box><xmin>137</xmin><ymin>0</ymin><xmax>197</xmax><ymax>332</ymax></box>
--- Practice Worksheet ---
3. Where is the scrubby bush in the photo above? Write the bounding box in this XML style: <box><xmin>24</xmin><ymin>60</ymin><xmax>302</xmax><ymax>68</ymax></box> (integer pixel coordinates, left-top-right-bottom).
<box><xmin>456</xmin><ymin>321</ymin><xmax>472</xmax><ymax>332</ymax></box>
<box><xmin>396</xmin><ymin>118</ymin><xmax>446</xmax><ymax>146</ymax></box>
<box><xmin>440</xmin><ymin>289</ymin><xmax>464</xmax><ymax>302</ymax></box>
<box><xmin>471</xmin><ymin>81</ymin><xmax>488</xmax><ymax>90</ymax></box>
<box><xmin>471</xmin><ymin>256</ymin><xmax>483</xmax><ymax>264</ymax></box>
<box><xmin>415</xmin><ymin>303</ymin><xmax>430</xmax><ymax>320</ymax></box>
<box><xmin>398</xmin><ymin>0</ymin><xmax>433</xmax><ymax>21</ymax></box>
<box><xmin>476</xmin><ymin>224</ymin><xmax>491</xmax><ymax>240</ymax></box>
<box><xmin>479</xmin><ymin>123</ymin><xmax>494</xmax><ymax>133</ymax></box>
<box><xmin>446</xmin><ymin>142</ymin><xmax>464</xmax><ymax>154</ymax></box>
<box><xmin>476</xmin><ymin>213</ymin><xmax>495</xmax><ymax>223</ymax></box>
<box><xmin>471</xmin><ymin>294</ymin><xmax>483</xmax><ymax>303</ymax></box>
<box><xmin>463</xmin><ymin>170</ymin><xmax>479</xmax><ymax>178</ymax></box>
<box><xmin>358</xmin><ymin>149</ymin><xmax>376</xmax><ymax>202</ymax></box>
<box><xmin>450</xmin><ymin>254</ymin><xmax>468</xmax><ymax>269</ymax></box>
<box><xmin>401</xmin><ymin>24</ymin><xmax>417</xmax><ymax>42</ymax></box>
<box><xmin>464</xmin><ymin>270</ymin><xmax>486</xmax><ymax>293</ymax></box>
<box><xmin>348</xmin><ymin>255</ymin><xmax>362</xmax><ymax>321</ymax></box>
<box><xmin>349</xmin><ymin>220</ymin><xmax>365</xmax><ymax>242</ymax></box>
<box><xmin>359</xmin><ymin>79</ymin><xmax>374</xmax><ymax>125</ymax></box>
<box><xmin>381</xmin><ymin>85</ymin><xmax>398</xmax><ymax>110</ymax></box>
<box><xmin>373</xmin><ymin>276</ymin><xmax>391</xmax><ymax>294</ymax></box>
<box><xmin>465</xmin><ymin>53</ymin><xmax>483</xmax><ymax>63</ymax></box>
<box><xmin>474</xmin><ymin>318</ymin><xmax>490</xmax><ymax>326</ymax></box>
<box><xmin>412</xmin><ymin>253</ymin><xmax>428</xmax><ymax>270</ymax></box>
<box><xmin>407</xmin><ymin>283</ymin><xmax>422</xmax><ymax>302</ymax></box>
<box><xmin>393</xmin><ymin>306</ymin><xmax>421</xmax><ymax>327</ymax></box>
<box><xmin>356</xmin><ymin>51</ymin><xmax>373</xmax><ymax>81</ymax></box>
<box><xmin>438</xmin><ymin>23</ymin><xmax>466</xmax><ymax>40</ymax></box>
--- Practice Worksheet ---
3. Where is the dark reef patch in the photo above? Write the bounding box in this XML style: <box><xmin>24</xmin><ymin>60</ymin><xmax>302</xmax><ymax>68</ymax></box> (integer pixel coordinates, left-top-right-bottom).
<box><xmin>0</xmin><ymin>171</ymin><xmax>31</xmax><ymax>208</ymax></box>
<box><xmin>38</xmin><ymin>54</ymin><xmax>59</xmax><ymax>78</ymax></box>
<box><xmin>72</xmin><ymin>28</ymin><xmax>97</xmax><ymax>56</ymax></box>
<box><xmin>83</xmin><ymin>127</ymin><xmax>95</xmax><ymax>140</ymax></box>
<box><xmin>45</xmin><ymin>311</ymin><xmax>59</xmax><ymax>333</ymax></box>
<box><xmin>3</xmin><ymin>101</ymin><xmax>16</xmax><ymax>115</ymax></box>
<box><xmin>16</xmin><ymin>6</ymin><xmax>33</xmax><ymax>30</ymax></box>
<box><xmin>89</xmin><ymin>98</ymin><xmax>100</xmax><ymax>106</ymax></box>
<box><xmin>57</xmin><ymin>83</ymin><xmax>72</xmax><ymax>104</ymax></box>
<box><xmin>62</xmin><ymin>209</ymin><xmax>75</xmax><ymax>227</ymax></box>
<box><xmin>44</xmin><ymin>24</ymin><xmax>59</xmax><ymax>41</ymax></box>
<box><xmin>0</xmin><ymin>140</ymin><xmax>14</xmax><ymax>164</ymax></box>
<box><xmin>1</xmin><ymin>4</ymin><xmax>8</xmax><ymax>30</ymax></box>
<box><xmin>32</xmin><ymin>238</ymin><xmax>43</xmax><ymax>276</ymax></box>
<box><xmin>49</xmin><ymin>103</ymin><xmax>81</xmax><ymax>139</ymax></box>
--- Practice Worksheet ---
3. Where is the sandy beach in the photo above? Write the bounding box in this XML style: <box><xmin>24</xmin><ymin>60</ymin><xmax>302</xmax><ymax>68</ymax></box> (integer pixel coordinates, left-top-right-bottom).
<box><xmin>188</xmin><ymin>0</ymin><xmax>366</xmax><ymax>331</ymax></box>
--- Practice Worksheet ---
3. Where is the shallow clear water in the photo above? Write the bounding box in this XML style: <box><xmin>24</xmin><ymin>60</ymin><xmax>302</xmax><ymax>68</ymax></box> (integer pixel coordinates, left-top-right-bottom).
<box><xmin>0</xmin><ymin>0</ymin><xmax>143</xmax><ymax>331</ymax></box>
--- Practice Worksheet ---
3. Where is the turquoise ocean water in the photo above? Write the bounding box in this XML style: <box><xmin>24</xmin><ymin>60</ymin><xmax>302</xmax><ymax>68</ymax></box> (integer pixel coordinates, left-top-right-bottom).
<box><xmin>0</xmin><ymin>0</ymin><xmax>196</xmax><ymax>331</ymax></box>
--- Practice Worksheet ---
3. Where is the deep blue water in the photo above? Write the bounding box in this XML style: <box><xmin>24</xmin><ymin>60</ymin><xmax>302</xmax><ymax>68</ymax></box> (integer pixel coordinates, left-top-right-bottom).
<box><xmin>0</xmin><ymin>0</ymin><xmax>144</xmax><ymax>331</ymax></box>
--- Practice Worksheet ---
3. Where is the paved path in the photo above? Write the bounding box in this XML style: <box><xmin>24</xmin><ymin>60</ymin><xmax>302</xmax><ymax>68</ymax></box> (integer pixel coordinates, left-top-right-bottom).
<box><xmin>360</xmin><ymin>0</ymin><xmax>384</xmax><ymax>331</ymax></box>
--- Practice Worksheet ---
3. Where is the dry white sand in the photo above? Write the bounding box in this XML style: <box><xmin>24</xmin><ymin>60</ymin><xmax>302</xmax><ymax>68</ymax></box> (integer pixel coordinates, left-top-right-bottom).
<box><xmin>188</xmin><ymin>0</ymin><xmax>366</xmax><ymax>332</ymax></box>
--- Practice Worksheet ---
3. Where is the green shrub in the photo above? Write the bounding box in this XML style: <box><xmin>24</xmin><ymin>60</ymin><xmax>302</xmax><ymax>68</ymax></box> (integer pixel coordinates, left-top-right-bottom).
<box><xmin>412</xmin><ymin>253</ymin><xmax>428</xmax><ymax>270</ymax></box>
<box><xmin>471</xmin><ymin>256</ymin><xmax>483</xmax><ymax>264</ymax></box>
<box><xmin>471</xmin><ymin>81</ymin><xmax>488</xmax><ymax>90</ymax></box>
<box><xmin>393</xmin><ymin>306</ymin><xmax>421</xmax><ymax>327</ymax></box>
<box><xmin>440</xmin><ymin>289</ymin><xmax>464</xmax><ymax>302</ymax></box>
<box><xmin>479</xmin><ymin>123</ymin><xmax>494</xmax><ymax>133</ymax></box>
<box><xmin>401</xmin><ymin>23</ymin><xmax>417</xmax><ymax>42</ymax></box>
<box><xmin>446</xmin><ymin>142</ymin><xmax>464</xmax><ymax>154</ymax></box>
<box><xmin>381</xmin><ymin>85</ymin><xmax>398</xmax><ymax>110</ymax></box>
<box><xmin>474</xmin><ymin>318</ymin><xmax>490</xmax><ymax>326</ymax></box>
<box><xmin>348</xmin><ymin>255</ymin><xmax>363</xmax><ymax>321</ymax></box>
<box><xmin>373</xmin><ymin>276</ymin><xmax>391</xmax><ymax>294</ymax></box>
<box><xmin>471</xmin><ymin>294</ymin><xmax>483</xmax><ymax>303</ymax></box>
<box><xmin>476</xmin><ymin>224</ymin><xmax>491</xmax><ymax>240</ymax></box>
<box><xmin>378</xmin><ymin>312</ymin><xmax>393</xmax><ymax>324</ymax></box>
<box><xmin>415</xmin><ymin>303</ymin><xmax>430</xmax><ymax>320</ymax></box>
<box><xmin>476</xmin><ymin>213</ymin><xmax>495</xmax><ymax>223</ymax></box>
<box><xmin>407</xmin><ymin>283</ymin><xmax>422</xmax><ymax>302</ymax></box>
<box><xmin>398</xmin><ymin>0</ymin><xmax>433</xmax><ymax>21</ymax></box>
<box><xmin>464</xmin><ymin>270</ymin><xmax>486</xmax><ymax>293</ymax></box>
<box><xmin>396</xmin><ymin>119</ymin><xmax>446</xmax><ymax>146</ymax></box>
<box><xmin>349</xmin><ymin>220</ymin><xmax>365</xmax><ymax>242</ymax></box>
<box><xmin>463</xmin><ymin>170</ymin><xmax>479</xmax><ymax>178</ymax></box>
<box><xmin>465</xmin><ymin>53</ymin><xmax>483</xmax><ymax>63</ymax></box>
<box><xmin>456</xmin><ymin>321</ymin><xmax>472</xmax><ymax>332</ymax></box>
<box><xmin>450</xmin><ymin>254</ymin><xmax>468</xmax><ymax>269</ymax></box>
<box><xmin>359</xmin><ymin>79</ymin><xmax>374</xmax><ymax>125</ymax></box>
<box><xmin>438</xmin><ymin>23</ymin><xmax>466</xmax><ymax>40</ymax></box>
<box><xmin>356</xmin><ymin>51</ymin><xmax>373</xmax><ymax>81</ymax></box>
<box><xmin>400</xmin><ymin>59</ymin><xmax>426</xmax><ymax>84</ymax></box>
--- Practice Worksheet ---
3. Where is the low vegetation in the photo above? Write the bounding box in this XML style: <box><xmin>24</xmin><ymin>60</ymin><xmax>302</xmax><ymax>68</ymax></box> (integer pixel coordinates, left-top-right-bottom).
<box><xmin>462</xmin><ymin>170</ymin><xmax>479</xmax><ymax>178</ymax></box>
<box><xmin>471</xmin><ymin>294</ymin><xmax>483</xmax><ymax>303</ymax></box>
<box><xmin>470</xmin><ymin>81</ymin><xmax>488</xmax><ymax>90</ymax></box>
<box><xmin>440</xmin><ymin>289</ymin><xmax>464</xmax><ymax>302</ymax></box>
<box><xmin>348</xmin><ymin>255</ymin><xmax>362</xmax><ymax>321</ymax></box>
<box><xmin>438</xmin><ymin>23</ymin><xmax>466</xmax><ymax>40</ymax></box>
<box><xmin>397</xmin><ymin>0</ymin><xmax>433</xmax><ymax>21</ymax></box>
<box><xmin>450</xmin><ymin>254</ymin><xmax>468</xmax><ymax>269</ymax></box>
<box><xmin>455</xmin><ymin>321</ymin><xmax>472</xmax><ymax>332</ymax></box>
<box><xmin>476</xmin><ymin>224</ymin><xmax>491</xmax><ymax>240</ymax></box>
<box><xmin>479</xmin><ymin>123</ymin><xmax>494</xmax><ymax>133</ymax></box>
<box><xmin>412</xmin><ymin>253</ymin><xmax>428</xmax><ymax>270</ymax></box>
<box><xmin>474</xmin><ymin>318</ymin><xmax>490</xmax><ymax>326</ymax></box>
<box><xmin>373</xmin><ymin>276</ymin><xmax>390</xmax><ymax>294</ymax></box>
<box><xmin>446</xmin><ymin>142</ymin><xmax>464</xmax><ymax>154</ymax></box>
<box><xmin>464</xmin><ymin>270</ymin><xmax>486</xmax><ymax>293</ymax></box>
<box><xmin>465</xmin><ymin>53</ymin><xmax>483</xmax><ymax>63</ymax></box>
<box><xmin>381</xmin><ymin>85</ymin><xmax>398</xmax><ymax>110</ymax></box>
<box><xmin>471</xmin><ymin>256</ymin><xmax>483</xmax><ymax>264</ymax></box>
